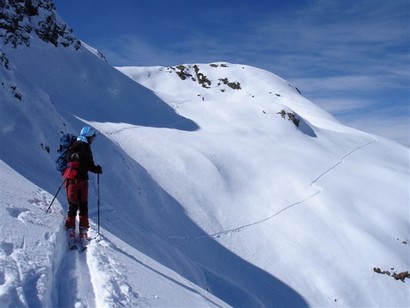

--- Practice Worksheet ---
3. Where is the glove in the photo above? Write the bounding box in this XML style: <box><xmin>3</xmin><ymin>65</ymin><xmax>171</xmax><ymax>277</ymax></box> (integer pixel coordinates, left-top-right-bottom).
<box><xmin>71</xmin><ymin>153</ymin><xmax>80</xmax><ymax>160</ymax></box>
<box><xmin>95</xmin><ymin>165</ymin><xmax>103</xmax><ymax>174</ymax></box>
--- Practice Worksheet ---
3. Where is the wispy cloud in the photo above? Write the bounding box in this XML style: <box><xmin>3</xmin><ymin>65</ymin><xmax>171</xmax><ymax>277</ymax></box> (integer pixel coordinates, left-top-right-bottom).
<box><xmin>246</xmin><ymin>0</ymin><xmax>409</xmax><ymax>74</ymax></box>
<box><xmin>91</xmin><ymin>0</ymin><xmax>409</xmax><ymax>146</ymax></box>
<box><xmin>242</xmin><ymin>0</ymin><xmax>410</xmax><ymax>146</ymax></box>
<box><xmin>310</xmin><ymin>97</ymin><xmax>376</xmax><ymax>114</ymax></box>
<box><xmin>338</xmin><ymin>108</ymin><xmax>410</xmax><ymax>146</ymax></box>
<box><xmin>293</xmin><ymin>75</ymin><xmax>396</xmax><ymax>93</ymax></box>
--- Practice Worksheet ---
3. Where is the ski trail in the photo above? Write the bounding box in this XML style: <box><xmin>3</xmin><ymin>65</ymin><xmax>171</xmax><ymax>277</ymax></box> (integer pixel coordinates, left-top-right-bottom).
<box><xmin>206</xmin><ymin>190</ymin><xmax>322</xmax><ymax>239</ymax></box>
<box><xmin>54</xmin><ymin>249</ymin><xmax>78</xmax><ymax>308</ymax></box>
<box><xmin>310</xmin><ymin>137</ymin><xmax>377</xmax><ymax>186</ymax></box>
<box><xmin>53</xmin><ymin>242</ymin><xmax>96</xmax><ymax>307</ymax></box>
<box><xmin>77</xmin><ymin>251</ymin><xmax>96</xmax><ymax>307</ymax></box>
<box><xmin>171</xmin><ymin>136</ymin><xmax>377</xmax><ymax>241</ymax></box>
<box><xmin>51</xmin><ymin>225</ymin><xmax>141</xmax><ymax>307</ymax></box>
<box><xmin>169</xmin><ymin>189</ymin><xmax>322</xmax><ymax>241</ymax></box>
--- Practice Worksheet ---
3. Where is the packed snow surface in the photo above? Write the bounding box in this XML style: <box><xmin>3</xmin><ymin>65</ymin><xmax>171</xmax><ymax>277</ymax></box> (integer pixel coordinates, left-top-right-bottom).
<box><xmin>1</xmin><ymin>36</ymin><xmax>409</xmax><ymax>307</ymax></box>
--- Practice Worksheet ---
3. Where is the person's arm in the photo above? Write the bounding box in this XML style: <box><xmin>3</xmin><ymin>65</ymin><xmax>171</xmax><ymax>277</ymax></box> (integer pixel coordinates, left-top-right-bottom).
<box><xmin>86</xmin><ymin>146</ymin><xmax>102</xmax><ymax>174</ymax></box>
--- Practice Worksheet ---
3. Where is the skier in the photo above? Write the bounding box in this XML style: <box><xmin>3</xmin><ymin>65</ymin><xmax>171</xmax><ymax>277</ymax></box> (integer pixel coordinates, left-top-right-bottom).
<box><xmin>63</xmin><ymin>125</ymin><xmax>102</xmax><ymax>249</ymax></box>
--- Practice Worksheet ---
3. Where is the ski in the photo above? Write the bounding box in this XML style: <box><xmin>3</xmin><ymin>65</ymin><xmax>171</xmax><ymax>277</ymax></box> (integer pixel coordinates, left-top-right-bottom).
<box><xmin>66</xmin><ymin>228</ymin><xmax>91</xmax><ymax>251</ymax></box>
<box><xmin>79</xmin><ymin>238</ymin><xmax>88</xmax><ymax>251</ymax></box>
<box><xmin>67</xmin><ymin>228</ymin><xmax>77</xmax><ymax>250</ymax></box>
<box><xmin>79</xmin><ymin>228</ymin><xmax>89</xmax><ymax>251</ymax></box>
<box><xmin>68</xmin><ymin>238</ymin><xmax>88</xmax><ymax>251</ymax></box>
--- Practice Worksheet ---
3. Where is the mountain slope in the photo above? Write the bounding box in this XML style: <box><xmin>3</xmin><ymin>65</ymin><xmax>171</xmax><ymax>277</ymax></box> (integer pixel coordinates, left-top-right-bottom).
<box><xmin>113</xmin><ymin>63</ymin><xmax>409</xmax><ymax>307</ymax></box>
<box><xmin>1</xmin><ymin>2</ymin><xmax>409</xmax><ymax>306</ymax></box>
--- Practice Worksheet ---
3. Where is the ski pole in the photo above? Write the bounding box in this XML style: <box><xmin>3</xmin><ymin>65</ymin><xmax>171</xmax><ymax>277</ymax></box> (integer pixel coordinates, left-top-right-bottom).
<box><xmin>97</xmin><ymin>173</ymin><xmax>100</xmax><ymax>236</ymax></box>
<box><xmin>46</xmin><ymin>178</ymin><xmax>65</xmax><ymax>213</ymax></box>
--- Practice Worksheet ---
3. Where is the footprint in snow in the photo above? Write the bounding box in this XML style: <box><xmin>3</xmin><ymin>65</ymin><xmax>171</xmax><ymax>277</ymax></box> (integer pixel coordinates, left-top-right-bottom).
<box><xmin>28</xmin><ymin>189</ymin><xmax>52</xmax><ymax>209</ymax></box>
<box><xmin>28</xmin><ymin>197</ymin><xmax>45</xmax><ymax>207</ymax></box>
<box><xmin>0</xmin><ymin>271</ymin><xmax>4</xmax><ymax>286</ymax></box>
<box><xmin>1</xmin><ymin>241</ymin><xmax>14</xmax><ymax>256</ymax></box>
<box><xmin>6</xmin><ymin>206</ymin><xmax>29</xmax><ymax>218</ymax></box>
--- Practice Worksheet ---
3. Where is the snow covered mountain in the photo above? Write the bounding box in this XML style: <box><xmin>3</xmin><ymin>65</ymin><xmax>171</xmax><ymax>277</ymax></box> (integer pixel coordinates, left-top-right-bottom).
<box><xmin>1</xmin><ymin>1</ymin><xmax>409</xmax><ymax>307</ymax></box>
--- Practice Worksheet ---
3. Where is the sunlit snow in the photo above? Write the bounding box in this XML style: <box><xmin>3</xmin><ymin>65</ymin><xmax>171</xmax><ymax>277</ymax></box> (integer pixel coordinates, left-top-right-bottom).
<box><xmin>1</xmin><ymin>20</ymin><xmax>409</xmax><ymax>308</ymax></box>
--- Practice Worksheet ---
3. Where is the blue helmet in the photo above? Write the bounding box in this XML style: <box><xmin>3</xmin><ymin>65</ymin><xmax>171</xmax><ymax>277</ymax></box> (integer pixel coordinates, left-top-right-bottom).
<box><xmin>80</xmin><ymin>126</ymin><xmax>96</xmax><ymax>138</ymax></box>
<box><xmin>78</xmin><ymin>126</ymin><xmax>97</xmax><ymax>143</ymax></box>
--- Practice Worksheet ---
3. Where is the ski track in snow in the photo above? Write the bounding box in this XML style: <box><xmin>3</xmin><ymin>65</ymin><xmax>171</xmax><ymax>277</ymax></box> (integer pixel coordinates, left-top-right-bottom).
<box><xmin>170</xmin><ymin>135</ymin><xmax>378</xmax><ymax>241</ymax></box>
<box><xmin>55</xmin><ymin>242</ymin><xmax>96</xmax><ymax>308</ymax></box>
<box><xmin>55</xmin><ymin>231</ymin><xmax>144</xmax><ymax>308</ymax></box>
<box><xmin>77</xmin><ymin>252</ymin><xmax>96</xmax><ymax>307</ymax></box>
<box><xmin>310</xmin><ymin>137</ymin><xmax>377</xmax><ymax>186</ymax></box>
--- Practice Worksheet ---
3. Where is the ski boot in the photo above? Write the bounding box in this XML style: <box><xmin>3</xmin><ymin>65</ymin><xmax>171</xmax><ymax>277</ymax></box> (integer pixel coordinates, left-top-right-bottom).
<box><xmin>67</xmin><ymin>227</ymin><xmax>77</xmax><ymax>250</ymax></box>
<box><xmin>79</xmin><ymin>227</ymin><xmax>89</xmax><ymax>250</ymax></box>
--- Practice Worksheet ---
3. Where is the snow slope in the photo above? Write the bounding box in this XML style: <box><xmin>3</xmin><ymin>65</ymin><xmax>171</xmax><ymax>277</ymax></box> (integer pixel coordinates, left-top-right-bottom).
<box><xmin>1</xmin><ymin>3</ymin><xmax>409</xmax><ymax>306</ymax></box>
<box><xmin>113</xmin><ymin>63</ymin><xmax>410</xmax><ymax>307</ymax></box>
<box><xmin>0</xmin><ymin>161</ymin><xmax>227</xmax><ymax>308</ymax></box>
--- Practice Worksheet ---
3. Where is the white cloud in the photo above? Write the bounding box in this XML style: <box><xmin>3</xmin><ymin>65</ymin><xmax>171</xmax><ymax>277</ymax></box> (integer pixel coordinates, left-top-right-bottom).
<box><xmin>340</xmin><ymin>113</ymin><xmax>410</xmax><ymax>147</ymax></box>
<box><xmin>293</xmin><ymin>75</ymin><xmax>391</xmax><ymax>93</ymax></box>
<box><xmin>90</xmin><ymin>0</ymin><xmax>409</xmax><ymax>146</ymax></box>
<box><xmin>309</xmin><ymin>97</ymin><xmax>375</xmax><ymax>114</ymax></box>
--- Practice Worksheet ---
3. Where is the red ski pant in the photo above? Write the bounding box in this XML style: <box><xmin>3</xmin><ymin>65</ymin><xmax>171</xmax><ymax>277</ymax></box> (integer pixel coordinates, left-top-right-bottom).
<box><xmin>65</xmin><ymin>179</ymin><xmax>89</xmax><ymax>229</ymax></box>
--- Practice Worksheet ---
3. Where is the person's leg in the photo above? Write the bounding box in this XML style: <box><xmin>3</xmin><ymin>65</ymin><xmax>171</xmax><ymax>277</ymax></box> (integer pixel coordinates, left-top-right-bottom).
<box><xmin>65</xmin><ymin>180</ymin><xmax>79</xmax><ymax>229</ymax></box>
<box><xmin>78</xmin><ymin>180</ymin><xmax>89</xmax><ymax>238</ymax></box>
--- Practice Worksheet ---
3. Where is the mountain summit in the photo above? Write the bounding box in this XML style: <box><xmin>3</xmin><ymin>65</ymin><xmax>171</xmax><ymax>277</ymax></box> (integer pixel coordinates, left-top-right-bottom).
<box><xmin>0</xmin><ymin>1</ymin><xmax>409</xmax><ymax>307</ymax></box>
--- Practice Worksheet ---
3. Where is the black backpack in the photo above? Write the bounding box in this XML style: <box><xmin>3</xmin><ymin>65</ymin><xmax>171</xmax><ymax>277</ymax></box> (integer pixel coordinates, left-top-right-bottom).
<box><xmin>55</xmin><ymin>133</ymin><xmax>77</xmax><ymax>173</ymax></box>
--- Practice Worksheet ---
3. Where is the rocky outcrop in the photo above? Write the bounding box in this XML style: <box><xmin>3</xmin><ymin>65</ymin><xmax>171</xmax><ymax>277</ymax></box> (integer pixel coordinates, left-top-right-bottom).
<box><xmin>0</xmin><ymin>0</ymin><xmax>80</xmax><ymax>49</ymax></box>
<box><xmin>373</xmin><ymin>267</ymin><xmax>410</xmax><ymax>282</ymax></box>
<box><xmin>168</xmin><ymin>63</ymin><xmax>241</xmax><ymax>91</ymax></box>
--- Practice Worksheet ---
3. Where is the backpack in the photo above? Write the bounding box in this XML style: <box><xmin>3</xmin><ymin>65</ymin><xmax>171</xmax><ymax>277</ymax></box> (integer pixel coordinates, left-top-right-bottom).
<box><xmin>56</xmin><ymin>133</ymin><xmax>77</xmax><ymax>173</ymax></box>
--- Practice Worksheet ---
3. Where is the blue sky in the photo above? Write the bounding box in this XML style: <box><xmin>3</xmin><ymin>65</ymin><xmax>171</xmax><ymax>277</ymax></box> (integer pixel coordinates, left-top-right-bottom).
<box><xmin>54</xmin><ymin>0</ymin><xmax>409</xmax><ymax>146</ymax></box>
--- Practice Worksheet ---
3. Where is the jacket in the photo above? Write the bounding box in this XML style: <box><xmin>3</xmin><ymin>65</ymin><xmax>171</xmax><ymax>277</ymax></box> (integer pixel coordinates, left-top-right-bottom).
<box><xmin>65</xmin><ymin>140</ymin><xmax>99</xmax><ymax>180</ymax></box>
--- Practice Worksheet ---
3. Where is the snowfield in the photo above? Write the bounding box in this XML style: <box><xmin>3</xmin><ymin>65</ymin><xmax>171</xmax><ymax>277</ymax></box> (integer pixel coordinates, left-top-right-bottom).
<box><xmin>1</xmin><ymin>7</ymin><xmax>409</xmax><ymax>307</ymax></box>
<box><xmin>0</xmin><ymin>162</ymin><xmax>227</xmax><ymax>308</ymax></box>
